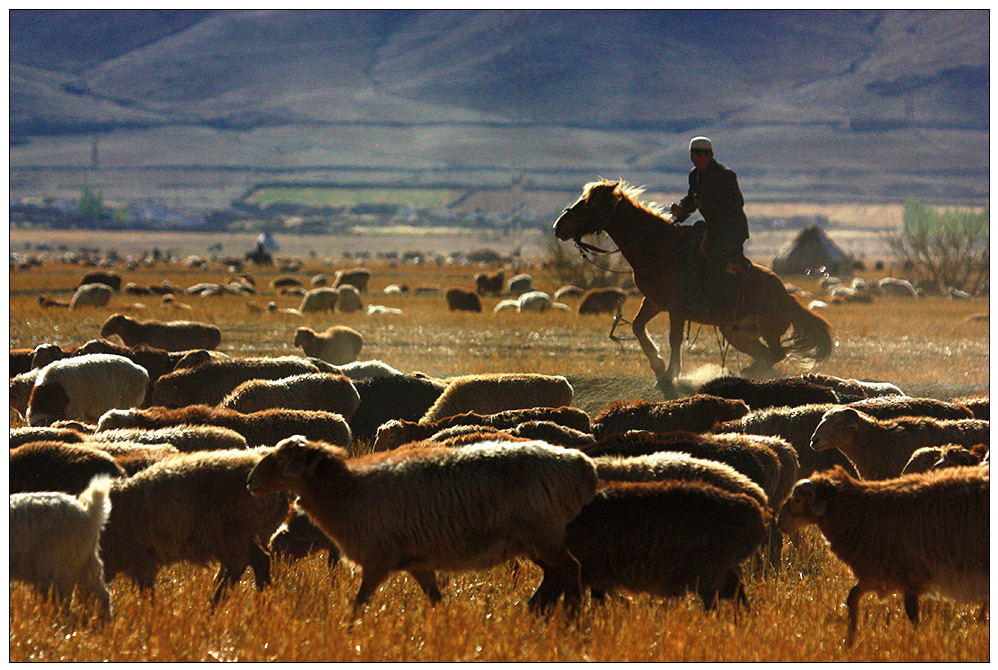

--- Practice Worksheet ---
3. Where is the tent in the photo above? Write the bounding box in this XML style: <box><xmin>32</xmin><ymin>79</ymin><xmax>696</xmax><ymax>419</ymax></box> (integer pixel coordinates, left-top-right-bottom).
<box><xmin>770</xmin><ymin>224</ymin><xmax>853</xmax><ymax>275</ymax></box>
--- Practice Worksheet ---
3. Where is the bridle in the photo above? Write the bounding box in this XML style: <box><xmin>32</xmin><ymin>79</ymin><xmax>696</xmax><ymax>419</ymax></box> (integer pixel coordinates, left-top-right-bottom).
<box><xmin>562</xmin><ymin>196</ymin><xmax>622</xmax><ymax>259</ymax></box>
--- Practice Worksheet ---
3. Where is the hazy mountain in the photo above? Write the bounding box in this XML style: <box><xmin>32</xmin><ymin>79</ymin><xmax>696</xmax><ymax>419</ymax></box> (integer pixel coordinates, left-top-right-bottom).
<box><xmin>9</xmin><ymin>9</ymin><xmax>990</xmax><ymax>209</ymax></box>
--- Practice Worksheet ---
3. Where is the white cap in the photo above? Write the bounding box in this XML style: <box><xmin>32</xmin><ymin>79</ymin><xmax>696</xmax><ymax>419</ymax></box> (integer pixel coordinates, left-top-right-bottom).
<box><xmin>689</xmin><ymin>136</ymin><xmax>713</xmax><ymax>152</ymax></box>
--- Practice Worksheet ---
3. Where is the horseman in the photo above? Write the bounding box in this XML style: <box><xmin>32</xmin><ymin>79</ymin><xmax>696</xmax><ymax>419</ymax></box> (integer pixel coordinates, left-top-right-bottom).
<box><xmin>669</xmin><ymin>136</ymin><xmax>750</xmax><ymax>314</ymax></box>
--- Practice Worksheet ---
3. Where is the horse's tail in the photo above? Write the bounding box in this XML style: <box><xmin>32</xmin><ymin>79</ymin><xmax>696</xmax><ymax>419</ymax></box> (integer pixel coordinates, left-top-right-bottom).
<box><xmin>785</xmin><ymin>295</ymin><xmax>834</xmax><ymax>362</ymax></box>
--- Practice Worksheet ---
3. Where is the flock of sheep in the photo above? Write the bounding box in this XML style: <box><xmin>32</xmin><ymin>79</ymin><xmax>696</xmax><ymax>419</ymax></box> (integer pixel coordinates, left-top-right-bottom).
<box><xmin>8</xmin><ymin>263</ymin><xmax>990</xmax><ymax>649</ymax></box>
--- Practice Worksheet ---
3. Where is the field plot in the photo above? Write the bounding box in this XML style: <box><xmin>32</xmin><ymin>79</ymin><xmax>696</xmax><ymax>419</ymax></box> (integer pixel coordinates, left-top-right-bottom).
<box><xmin>8</xmin><ymin>237</ymin><xmax>990</xmax><ymax>662</ymax></box>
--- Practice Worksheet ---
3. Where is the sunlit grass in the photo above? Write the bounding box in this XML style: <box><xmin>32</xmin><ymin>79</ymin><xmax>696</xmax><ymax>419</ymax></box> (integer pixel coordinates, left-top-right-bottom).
<box><xmin>7</xmin><ymin>252</ymin><xmax>989</xmax><ymax>661</ymax></box>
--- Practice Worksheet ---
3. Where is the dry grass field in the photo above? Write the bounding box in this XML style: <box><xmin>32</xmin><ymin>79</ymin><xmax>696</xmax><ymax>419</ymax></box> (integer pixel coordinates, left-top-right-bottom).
<box><xmin>7</xmin><ymin>234</ymin><xmax>990</xmax><ymax>662</ymax></box>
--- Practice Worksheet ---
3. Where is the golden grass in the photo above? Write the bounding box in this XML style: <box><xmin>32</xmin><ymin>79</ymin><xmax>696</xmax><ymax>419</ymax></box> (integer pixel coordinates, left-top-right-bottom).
<box><xmin>7</xmin><ymin>253</ymin><xmax>990</xmax><ymax>661</ymax></box>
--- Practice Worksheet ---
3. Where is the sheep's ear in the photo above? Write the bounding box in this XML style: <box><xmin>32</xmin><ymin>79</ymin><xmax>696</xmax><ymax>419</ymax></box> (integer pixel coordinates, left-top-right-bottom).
<box><xmin>841</xmin><ymin>408</ymin><xmax>860</xmax><ymax>428</ymax></box>
<box><xmin>174</xmin><ymin>350</ymin><xmax>211</xmax><ymax>369</ymax></box>
<box><xmin>795</xmin><ymin>480</ymin><xmax>827</xmax><ymax>517</ymax></box>
<box><xmin>281</xmin><ymin>436</ymin><xmax>319</xmax><ymax>479</ymax></box>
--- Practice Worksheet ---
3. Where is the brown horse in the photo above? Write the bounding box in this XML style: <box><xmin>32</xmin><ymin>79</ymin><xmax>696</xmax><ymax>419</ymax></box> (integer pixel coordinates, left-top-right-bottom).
<box><xmin>554</xmin><ymin>179</ymin><xmax>833</xmax><ymax>390</ymax></box>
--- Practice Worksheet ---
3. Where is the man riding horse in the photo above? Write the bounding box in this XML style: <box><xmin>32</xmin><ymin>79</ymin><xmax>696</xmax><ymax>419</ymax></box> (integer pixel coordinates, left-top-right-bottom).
<box><xmin>669</xmin><ymin>136</ymin><xmax>750</xmax><ymax>315</ymax></box>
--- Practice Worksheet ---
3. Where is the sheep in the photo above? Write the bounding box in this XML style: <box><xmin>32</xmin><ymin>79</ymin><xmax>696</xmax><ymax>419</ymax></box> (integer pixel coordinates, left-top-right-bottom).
<box><xmin>553</xmin><ymin>285</ymin><xmax>585</xmax><ymax>301</ymax></box>
<box><xmin>506</xmin><ymin>273</ymin><xmax>533</xmax><ymax>296</ymax></box>
<box><xmin>532</xmin><ymin>480</ymin><xmax>768</xmax><ymax>611</ymax></box>
<box><xmin>10</xmin><ymin>474</ymin><xmax>114</xmax><ymax>618</ymax></box>
<box><xmin>474</xmin><ymin>271</ymin><xmax>504</xmax><ymax>295</ymax></box>
<box><xmin>219</xmin><ymin>372</ymin><xmax>361</xmax><ymax>419</ymax></box>
<box><xmin>91</xmin><ymin>425</ymin><xmax>248</xmax><ymax>453</ymax></box>
<box><xmin>593</xmin><ymin>451</ymin><xmax>768</xmax><ymax>508</ymax></box>
<box><xmin>100</xmin><ymin>313</ymin><xmax>222</xmax><ymax>351</ymax></box>
<box><xmin>10</xmin><ymin>347</ymin><xmax>35</xmax><ymax>376</ymax></box>
<box><xmin>901</xmin><ymin>445</ymin><xmax>983</xmax><ymax>475</ymax></box>
<box><xmin>799</xmin><ymin>373</ymin><xmax>906</xmax><ymax>399</ymax></box>
<box><xmin>445</xmin><ymin>287</ymin><xmax>483</xmax><ymax>312</ymax></box>
<box><xmin>69</xmin><ymin>283</ymin><xmax>113</xmax><ymax>309</ymax></box>
<box><xmin>778</xmin><ymin>466</ymin><xmax>989</xmax><ymax>645</ymax></box>
<box><xmin>298</xmin><ymin>287</ymin><xmax>339</xmax><ymax>313</ymax></box>
<box><xmin>270</xmin><ymin>276</ymin><xmax>302</xmax><ymax>290</ymax></box>
<box><xmin>97</xmin><ymin>406</ymin><xmax>352</xmax><ymax>449</ymax></box>
<box><xmin>420</xmin><ymin>373</ymin><xmax>574</xmax><ymax>424</ymax></box>
<box><xmin>88</xmin><ymin>441</ymin><xmax>182</xmax><ymax>475</ymax></box>
<box><xmin>591</xmin><ymin>395</ymin><xmax>750</xmax><ymax>440</ymax></box>
<box><xmin>349</xmin><ymin>374</ymin><xmax>447</xmax><ymax>443</ymax></box>
<box><xmin>152</xmin><ymin>355</ymin><xmax>320</xmax><ymax>407</ymax></box>
<box><xmin>310</xmin><ymin>273</ymin><xmax>328</xmax><ymax>287</ymax></box>
<box><xmin>516</xmin><ymin>290</ymin><xmax>553</xmax><ymax>312</ymax></box>
<box><xmin>877</xmin><ymin>276</ymin><xmax>918</xmax><ymax>297</ymax></box>
<box><xmin>333</xmin><ymin>267</ymin><xmax>371</xmax><ymax>293</ymax></box>
<box><xmin>10</xmin><ymin>368</ymin><xmax>43</xmax><ymax>416</ymax></box>
<box><xmin>268</xmin><ymin>500</ymin><xmax>342</xmax><ymax>567</ymax></box>
<box><xmin>712</xmin><ymin>398</ymin><xmax>978</xmax><ymax>478</ymax></box>
<box><xmin>810</xmin><ymin>407</ymin><xmax>990</xmax><ymax>480</ymax></box>
<box><xmin>366</xmin><ymin>305</ymin><xmax>403</xmax><ymax>316</ymax></box>
<box><xmin>320</xmin><ymin>358</ymin><xmax>405</xmax><ymax>379</ymax></box>
<box><xmin>697</xmin><ymin>375</ymin><xmax>843</xmax><ymax>409</ymax></box>
<box><xmin>373</xmin><ymin>406</ymin><xmax>592</xmax><ymax>452</ymax></box>
<box><xmin>30</xmin><ymin>342</ymin><xmax>76</xmax><ymax>370</ymax></box>
<box><xmin>100</xmin><ymin>449</ymin><xmax>290</xmax><ymax>605</ymax></box>
<box><xmin>504</xmin><ymin>421</ymin><xmax>596</xmax><ymax>448</ymax></box>
<box><xmin>493</xmin><ymin>299</ymin><xmax>520</xmax><ymax>313</ymax></box>
<box><xmin>79</xmin><ymin>271</ymin><xmax>121</xmax><ymax>291</ymax></box>
<box><xmin>74</xmin><ymin>338</ymin><xmax>191</xmax><ymax>407</ymax></box>
<box><xmin>10</xmin><ymin>441</ymin><xmax>127</xmax><ymax>495</ymax></box>
<box><xmin>952</xmin><ymin>392</ymin><xmax>989</xmax><ymax>420</ymax></box>
<box><xmin>246</xmin><ymin>436</ymin><xmax>598</xmax><ymax>612</ymax></box>
<box><xmin>27</xmin><ymin>353</ymin><xmax>149</xmax><ymax>426</ymax></box>
<box><xmin>293</xmin><ymin>326</ymin><xmax>364</xmax><ymax>365</ymax></box>
<box><xmin>336</xmin><ymin>285</ymin><xmax>363</xmax><ymax>313</ymax></box>
<box><xmin>582</xmin><ymin>430</ymin><xmax>782</xmax><ymax>504</ymax></box>
<box><xmin>577</xmin><ymin>287</ymin><xmax>627</xmax><ymax>315</ymax></box>
<box><xmin>38</xmin><ymin>294</ymin><xmax>72</xmax><ymax>308</ymax></box>
<box><xmin>10</xmin><ymin>426</ymin><xmax>88</xmax><ymax>449</ymax></box>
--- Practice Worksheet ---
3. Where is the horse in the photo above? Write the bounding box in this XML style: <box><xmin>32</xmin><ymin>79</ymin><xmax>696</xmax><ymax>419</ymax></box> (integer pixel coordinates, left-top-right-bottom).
<box><xmin>553</xmin><ymin>179</ymin><xmax>833</xmax><ymax>391</ymax></box>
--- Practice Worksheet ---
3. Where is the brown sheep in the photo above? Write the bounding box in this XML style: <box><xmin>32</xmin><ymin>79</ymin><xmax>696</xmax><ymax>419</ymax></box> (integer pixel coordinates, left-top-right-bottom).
<box><xmin>10</xmin><ymin>348</ymin><xmax>35</xmax><ymax>377</ymax></box>
<box><xmin>38</xmin><ymin>294</ymin><xmax>71</xmax><ymax>308</ymax></box>
<box><xmin>79</xmin><ymin>271</ymin><xmax>121</xmax><ymax>291</ymax></box>
<box><xmin>420</xmin><ymin>373</ymin><xmax>574</xmax><ymax>424</ymax></box>
<box><xmin>10</xmin><ymin>441</ymin><xmax>126</xmax><ymax>495</ymax></box>
<box><xmin>901</xmin><ymin>444</ymin><xmax>983</xmax><ymax>474</ymax></box>
<box><xmin>69</xmin><ymin>283</ymin><xmax>113</xmax><ymax>309</ymax></box>
<box><xmin>373</xmin><ymin>406</ymin><xmax>591</xmax><ymax>452</ymax></box>
<box><xmin>797</xmin><ymin>373</ymin><xmax>904</xmax><ymax>400</ymax></box>
<box><xmin>247</xmin><ymin>436</ymin><xmax>598</xmax><ymax>613</ymax></box>
<box><xmin>952</xmin><ymin>392</ymin><xmax>989</xmax><ymax>420</ymax></box>
<box><xmin>577</xmin><ymin>287</ymin><xmax>627</xmax><ymax>315</ymax></box>
<box><xmin>474</xmin><ymin>271</ymin><xmax>504</xmax><ymax>296</ymax></box>
<box><xmin>268</xmin><ymin>501</ymin><xmax>341</xmax><ymax>567</ymax></box>
<box><xmin>778</xmin><ymin>466</ymin><xmax>989</xmax><ymax>645</ymax></box>
<box><xmin>532</xmin><ymin>480</ymin><xmax>768</xmax><ymax>610</ymax></box>
<box><xmin>695</xmin><ymin>375</ymin><xmax>841</xmax><ymax>410</ymax></box>
<box><xmin>152</xmin><ymin>355</ymin><xmax>320</xmax><ymax>407</ymax></box>
<box><xmin>293</xmin><ymin>326</ymin><xmax>363</xmax><ymax>366</ymax></box>
<box><xmin>74</xmin><ymin>338</ymin><xmax>191</xmax><ymax>408</ymax></box>
<box><xmin>297</xmin><ymin>287</ymin><xmax>339</xmax><ymax>313</ymax></box>
<box><xmin>219</xmin><ymin>372</ymin><xmax>361</xmax><ymax>419</ymax></box>
<box><xmin>100</xmin><ymin>313</ymin><xmax>222</xmax><ymax>351</ymax></box>
<box><xmin>445</xmin><ymin>287</ymin><xmax>483</xmax><ymax>312</ymax></box>
<box><xmin>10</xmin><ymin>426</ymin><xmax>88</xmax><ymax>449</ymax></box>
<box><xmin>809</xmin><ymin>407</ymin><xmax>990</xmax><ymax>480</ymax></box>
<box><xmin>96</xmin><ymin>405</ymin><xmax>352</xmax><ymax>449</ymax></box>
<box><xmin>335</xmin><ymin>285</ymin><xmax>363</xmax><ymax>313</ymax></box>
<box><xmin>591</xmin><ymin>395</ymin><xmax>750</xmax><ymax>440</ymax></box>
<box><xmin>100</xmin><ymin>449</ymin><xmax>290</xmax><ymax>605</ymax></box>
<box><xmin>333</xmin><ymin>267</ymin><xmax>371</xmax><ymax>293</ymax></box>
<box><xmin>92</xmin><ymin>425</ymin><xmax>248</xmax><ymax>453</ymax></box>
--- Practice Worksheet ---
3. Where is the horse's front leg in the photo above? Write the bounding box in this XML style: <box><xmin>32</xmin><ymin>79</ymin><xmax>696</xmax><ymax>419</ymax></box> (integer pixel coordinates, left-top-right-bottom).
<box><xmin>662</xmin><ymin>310</ymin><xmax>685</xmax><ymax>385</ymax></box>
<box><xmin>630</xmin><ymin>298</ymin><xmax>668</xmax><ymax>383</ymax></box>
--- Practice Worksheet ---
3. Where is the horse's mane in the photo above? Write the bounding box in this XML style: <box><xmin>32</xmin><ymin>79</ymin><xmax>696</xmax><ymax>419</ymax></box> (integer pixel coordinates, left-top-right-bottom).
<box><xmin>584</xmin><ymin>178</ymin><xmax>669</xmax><ymax>220</ymax></box>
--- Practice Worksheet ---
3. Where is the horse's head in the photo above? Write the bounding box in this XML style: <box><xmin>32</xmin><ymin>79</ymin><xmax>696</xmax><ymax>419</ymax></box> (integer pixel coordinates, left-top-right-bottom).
<box><xmin>553</xmin><ymin>180</ymin><xmax>621</xmax><ymax>242</ymax></box>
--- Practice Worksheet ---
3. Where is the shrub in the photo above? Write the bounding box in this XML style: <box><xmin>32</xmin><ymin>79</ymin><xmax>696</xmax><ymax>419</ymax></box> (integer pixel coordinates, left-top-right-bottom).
<box><xmin>885</xmin><ymin>198</ymin><xmax>989</xmax><ymax>294</ymax></box>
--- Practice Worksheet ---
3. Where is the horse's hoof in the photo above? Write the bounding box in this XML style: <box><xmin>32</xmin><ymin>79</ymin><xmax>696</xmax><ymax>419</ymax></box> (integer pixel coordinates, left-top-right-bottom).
<box><xmin>654</xmin><ymin>373</ymin><xmax>674</xmax><ymax>391</ymax></box>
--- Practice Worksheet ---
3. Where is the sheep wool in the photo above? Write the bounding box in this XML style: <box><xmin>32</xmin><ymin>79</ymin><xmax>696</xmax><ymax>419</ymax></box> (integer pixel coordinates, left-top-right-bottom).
<box><xmin>420</xmin><ymin>373</ymin><xmax>574</xmax><ymax>424</ymax></box>
<box><xmin>27</xmin><ymin>353</ymin><xmax>149</xmax><ymax>426</ymax></box>
<box><xmin>247</xmin><ymin>437</ymin><xmax>598</xmax><ymax>611</ymax></box>
<box><xmin>10</xmin><ymin>474</ymin><xmax>114</xmax><ymax>617</ymax></box>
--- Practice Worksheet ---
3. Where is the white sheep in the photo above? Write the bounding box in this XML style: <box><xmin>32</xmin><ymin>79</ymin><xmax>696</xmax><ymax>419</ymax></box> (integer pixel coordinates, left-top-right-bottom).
<box><xmin>69</xmin><ymin>282</ymin><xmax>113</xmax><ymax>309</ymax></box>
<box><xmin>27</xmin><ymin>354</ymin><xmax>149</xmax><ymax>427</ymax></box>
<box><xmin>493</xmin><ymin>299</ymin><xmax>520</xmax><ymax>313</ymax></box>
<box><xmin>366</xmin><ymin>305</ymin><xmax>403</xmax><ymax>316</ymax></box>
<box><xmin>219</xmin><ymin>372</ymin><xmax>361</xmax><ymax>419</ymax></box>
<box><xmin>247</xmin><ymin>436</ymin><xmax>598</xmax><ymax>612</ymax></box>
<box><xmin>420</xmin><ymin>373</ymin><xmax>574</xmax><ymax>424</ymax></box>
<box><xmin>516</xmin><ymin>290</ymin><xmax>553</xmax><ymax>312</ymax></box>
<box><xmin>10</xmin><ymin>474</ymin><xmax>114</xmax><ymax>618</ymax></box>
<box><xmin>810</xmin><ymin>407</ymin><xmax>990</xmax><ymax>480</ymax></box>
<box><xmin>327</xmin><ymin>359</ymin><xmax>404</xmax><ymax>379</ymax></box>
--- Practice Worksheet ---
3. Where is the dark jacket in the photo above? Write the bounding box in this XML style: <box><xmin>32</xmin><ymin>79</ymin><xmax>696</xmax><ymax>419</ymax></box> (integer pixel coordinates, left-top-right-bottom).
<box><xmin>675</xmin><ymin>159</ymin><xmax>749</xmax><ymax>243</ymax></box>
